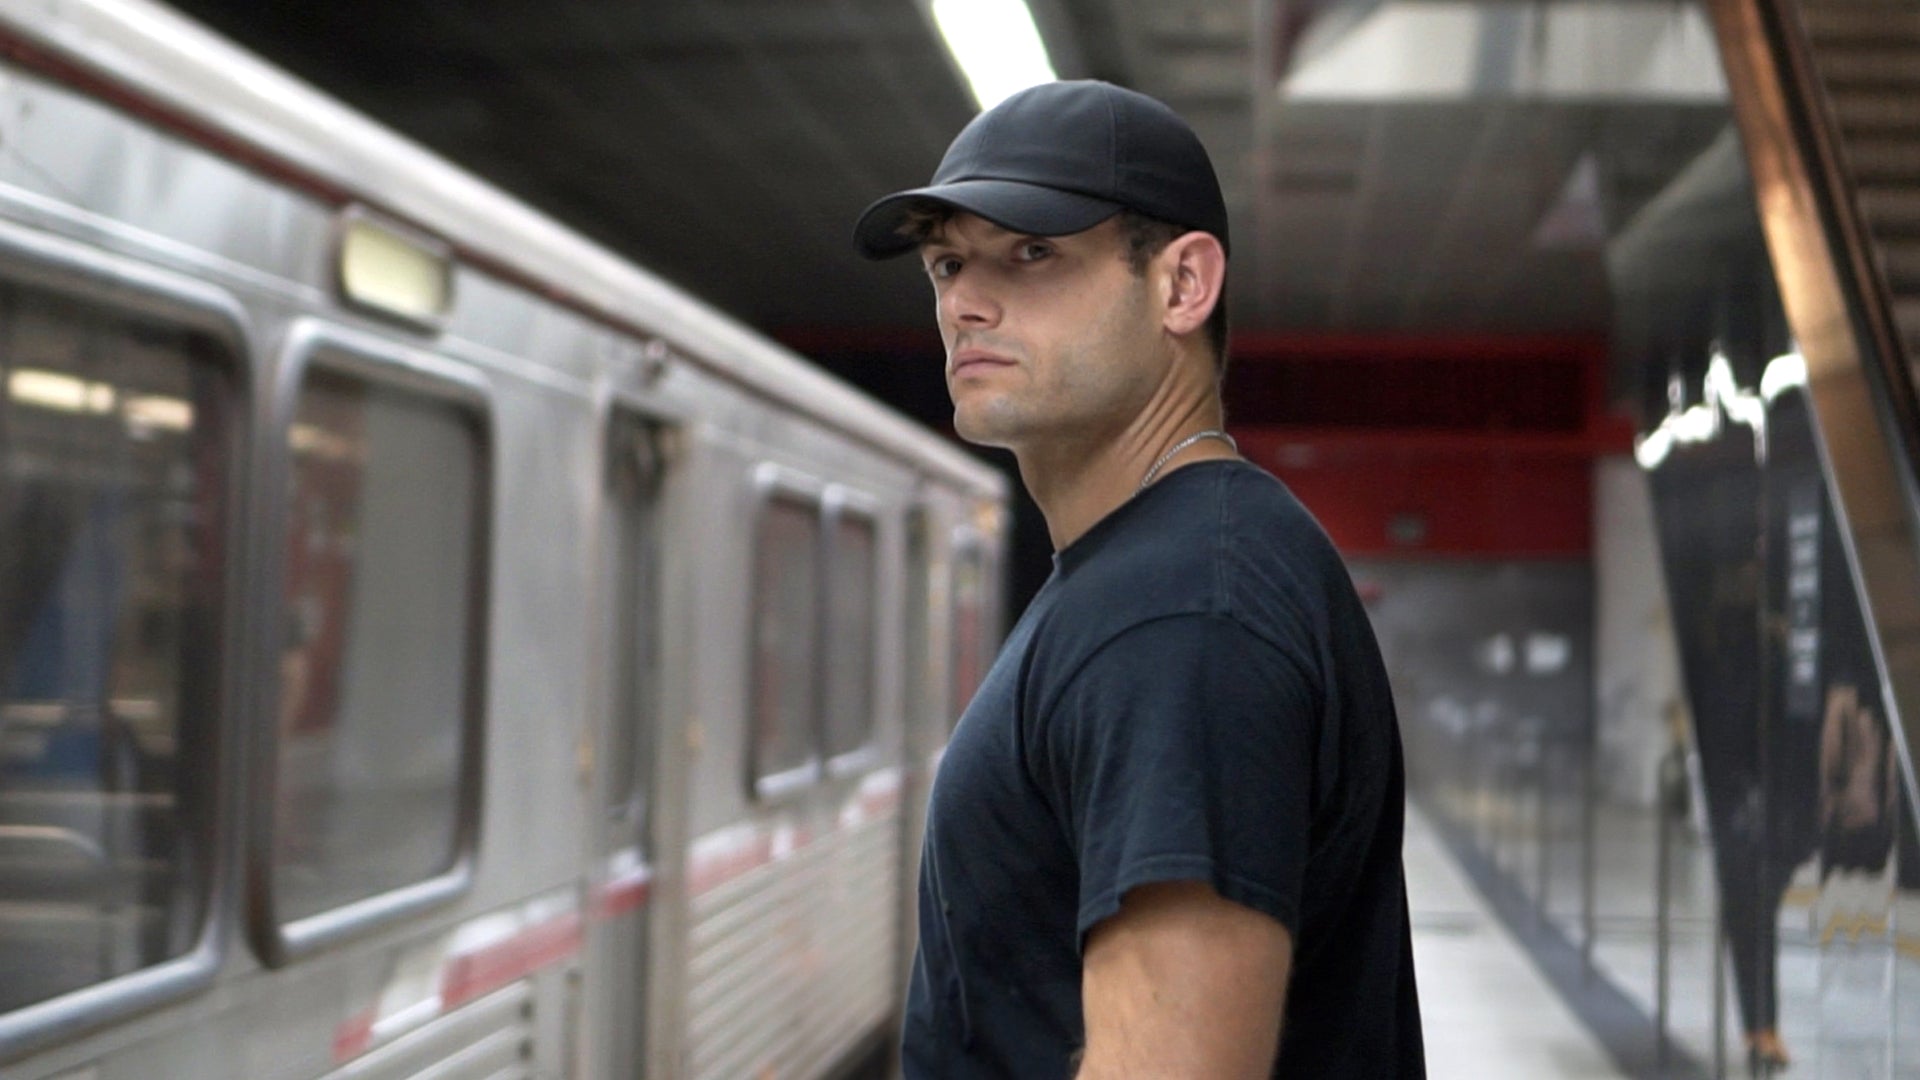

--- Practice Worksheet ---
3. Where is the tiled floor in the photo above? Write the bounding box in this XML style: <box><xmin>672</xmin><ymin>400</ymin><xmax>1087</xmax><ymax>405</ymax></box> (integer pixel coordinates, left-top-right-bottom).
<box><xmin>1406</xmin><ymin>805</ymin><xmax>1632</xmax><ymax>1079</ymax></box>
<box><xmin>1433</xmin><ymin>773</ymin><xmax>1920</xmax><ymax>1079</ymax></box>
<box><xmin>1546</xmin><ymin>801</ymin><xmax>1920</xmax><ymax>1079</ymax></box>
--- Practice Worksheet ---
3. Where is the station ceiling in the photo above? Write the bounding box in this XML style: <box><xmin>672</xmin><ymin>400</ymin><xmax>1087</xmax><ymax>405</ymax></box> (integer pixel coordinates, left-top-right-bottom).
<box><xmin>163</xmin><ymin>0</ymin><xmax>1737</xmax><ymax>348</ymax></box>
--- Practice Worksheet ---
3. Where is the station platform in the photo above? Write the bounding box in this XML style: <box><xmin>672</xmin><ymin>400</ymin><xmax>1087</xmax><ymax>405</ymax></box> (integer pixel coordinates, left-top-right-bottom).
<box><xmin>1407</xmin><ymin>805</ymin><xmax>1629</xmax><ymax>1080</ymax></box>
<box><xmin>1408</xmin><ymin>785</ymin><xmax>1920</xmax><ymax>1079</ymax></box>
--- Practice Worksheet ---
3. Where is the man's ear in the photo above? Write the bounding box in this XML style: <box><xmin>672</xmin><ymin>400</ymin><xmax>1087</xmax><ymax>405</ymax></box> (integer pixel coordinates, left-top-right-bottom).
<box><xmin>1158</xmin><ymin>231</ymin><xmax>1226</xmax><ymax>340</ymax></box>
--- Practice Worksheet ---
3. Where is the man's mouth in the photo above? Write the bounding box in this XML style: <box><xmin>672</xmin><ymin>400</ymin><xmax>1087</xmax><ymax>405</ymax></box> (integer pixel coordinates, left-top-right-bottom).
<box><xmin>949</xmin><ymin>349</ymin><xmax>1016</xmax><ymax>377</ymax></box>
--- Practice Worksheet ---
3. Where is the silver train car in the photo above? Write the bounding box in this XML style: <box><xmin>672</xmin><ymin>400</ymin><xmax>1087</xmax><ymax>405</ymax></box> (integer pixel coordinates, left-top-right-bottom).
<box><xmin>0</xmin><ymin>1</ymin><xmax>1008</xmax><ymax>1077</ymax></box>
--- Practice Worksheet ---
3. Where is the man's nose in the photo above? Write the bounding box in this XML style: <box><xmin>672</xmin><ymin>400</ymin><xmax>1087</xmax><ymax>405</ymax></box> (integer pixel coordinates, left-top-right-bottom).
<box><xmin>940</xmin><ymin>272</ymin><xmax>1001</xmax><ymax>330</ymax></box>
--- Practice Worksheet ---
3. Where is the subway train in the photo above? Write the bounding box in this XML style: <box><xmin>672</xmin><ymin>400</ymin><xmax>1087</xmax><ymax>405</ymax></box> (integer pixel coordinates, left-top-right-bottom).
<box><xmin>0</xmin><ymin>1</ymin><xmax>1008</xmax><ymax>1078</ymax></box>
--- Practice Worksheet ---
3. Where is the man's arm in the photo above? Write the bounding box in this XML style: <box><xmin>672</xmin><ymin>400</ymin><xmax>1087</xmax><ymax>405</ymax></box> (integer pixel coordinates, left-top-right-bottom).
<box><xmin>1076</xmin><ymin>880</ymin><xmax>1293</xmax><ymax>1079</ymax></box>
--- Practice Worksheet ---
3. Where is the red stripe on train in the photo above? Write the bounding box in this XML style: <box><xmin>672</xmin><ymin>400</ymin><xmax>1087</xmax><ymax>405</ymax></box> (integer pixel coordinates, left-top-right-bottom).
<box><xmin>440</xmin><ymin>912</ymin><xmax>584</xmax><ymax>1010</ymax></box>
<box><xmin>854</xmin><ymin>784</ymin><xmax>903</xmax><ymax>819</ymax></box>
<box><xmin>688</xmin><ymin>835</ymin><xmax>777</xmax><ymax>897</ymax></box>
<box><xmin>688</xmin><ymin>783</ymin><xmax>905</xmax><ymax>896</ymax></box>
<box><xmin>330</xmin><ymin>909</ymin><xmax>584</xmax><ymax>1065</ymax></box>
<box><xmin>332</xmin><ymin>1007</ymin><xmax>377</xmax><ymax>1063</ymax></box>
<box><xmin>330</xmin><ymin>781</ymin><xmax>900</xmax><ymax>1062</ymax></box>
<box><xmin>594</xmin><ymin>867</ymin><xmax>654</xmax><ymax>920</ymax></box>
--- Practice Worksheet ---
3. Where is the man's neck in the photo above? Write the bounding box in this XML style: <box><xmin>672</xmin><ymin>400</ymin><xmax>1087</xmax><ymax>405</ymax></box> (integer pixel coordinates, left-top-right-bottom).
<box><xmin>1017</xmin><ymin>399</ymin><xmax>1234</xmax><ymax>552</ymax></box>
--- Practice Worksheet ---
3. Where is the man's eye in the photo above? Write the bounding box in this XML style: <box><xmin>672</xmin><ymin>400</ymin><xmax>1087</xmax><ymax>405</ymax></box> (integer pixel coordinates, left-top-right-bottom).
<box><xmin>928</xmin><ymin>256</ymin><xmax>962</xmax><ymax>279</ymax></box>
<box><xmin>1017</xmin><ymin>241</ymin><xmax>1053</xmax><ymax>262</ymax></box>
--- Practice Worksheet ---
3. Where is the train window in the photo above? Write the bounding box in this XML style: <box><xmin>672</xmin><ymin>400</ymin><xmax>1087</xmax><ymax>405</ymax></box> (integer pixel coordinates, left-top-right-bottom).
<box><xmin>604</xmin><ymin>415</ymin><xmax>662</xmax><ymax>825</ymax></box>
<box><xmin>0</xmin><ymin>287</ymin><xmax>233</xmax><ymax>1016</ymax></box>
<box><xmin>749</xmin><ymin>488</ymin><xmax>821</xmax><ymax>797</ymax></box>
<box><xmin>950</xmin><ymin>534</ymin><xmax>989</xmax><ymax>729</ymax></box>
<box><xmin>270</xmin><ymin>364</ymin><xmax>483</xmax><ymax>928</ymax></box>
<box><xmin>822</xmin><ymin>503</ymin><xmax>878</xmax><ymax>765</ymax></box>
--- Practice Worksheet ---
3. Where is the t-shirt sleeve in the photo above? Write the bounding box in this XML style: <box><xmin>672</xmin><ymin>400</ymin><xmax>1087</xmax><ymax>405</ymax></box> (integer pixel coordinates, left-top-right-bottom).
<box><xmin>1027</xmin><ymin>613</ymin><xmax>1319</xmax><ymax>949</ymax></box>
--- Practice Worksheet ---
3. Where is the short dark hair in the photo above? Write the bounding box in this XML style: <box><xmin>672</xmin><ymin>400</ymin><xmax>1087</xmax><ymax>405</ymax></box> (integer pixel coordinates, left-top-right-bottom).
<box><xmin>895</xmin><ymin>202</ymin><xmax>953</xmax><ymax>247</ymax></box>
<box><xmin>900</xmin><ymin>202</ymin><xmax>1231</xmax><ymax>375</ymax></box>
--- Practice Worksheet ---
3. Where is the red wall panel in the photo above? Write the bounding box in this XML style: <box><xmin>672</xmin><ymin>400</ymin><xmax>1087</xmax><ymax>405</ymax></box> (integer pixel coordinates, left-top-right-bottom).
<box><xmin>1234</xmin><ymin>430</ymin><xmax>1603</xmax><ymax>558</ymax></box>
<box><xmin>1224</xmin><ymin>334</ymin><xmax>1622</xmax><ymax>558</ymax></box>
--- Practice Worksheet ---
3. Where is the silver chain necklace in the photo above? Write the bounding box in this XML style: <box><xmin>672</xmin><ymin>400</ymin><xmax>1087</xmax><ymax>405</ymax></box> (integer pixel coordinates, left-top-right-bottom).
<box><xmin>1138</xmin><ymin>429</ymin><xmax>1238</xmax><ymax>491</ymax></box>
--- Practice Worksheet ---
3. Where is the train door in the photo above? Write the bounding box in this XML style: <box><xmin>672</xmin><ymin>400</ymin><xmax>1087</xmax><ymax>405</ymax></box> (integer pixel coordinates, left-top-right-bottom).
<box><xmin>894</xmin><ymin>499</ymin><xmax>937</xmax><ymax>998</ymax></box>
<box><xmin>585</xmin><ymin>411</ymin><xmax>666</xmax><ymax>1079</ymax></box>
<box><xmin>894</xmin><ymin>499</ymin><xmax>996</xmax><ymax>992</ymax></box>
<box><xmin>949</xmin><ymin>524</ymin><xmax>992</xmax><ymax>730</ymax></box>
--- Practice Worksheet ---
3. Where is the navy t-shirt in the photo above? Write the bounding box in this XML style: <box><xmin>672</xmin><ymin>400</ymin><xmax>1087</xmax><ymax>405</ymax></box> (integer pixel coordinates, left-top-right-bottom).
<box><xmin>903</xmin><ymin>460</ymin><xmax>1423</xmax><ymax>1078</ymax></box>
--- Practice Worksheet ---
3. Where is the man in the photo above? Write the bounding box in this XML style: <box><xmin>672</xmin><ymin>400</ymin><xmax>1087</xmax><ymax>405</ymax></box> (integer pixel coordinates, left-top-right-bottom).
<box><xmin>854</xmin><ymin>80</ymin><xmax>1423</xmax><ymax>1078</ymax></box>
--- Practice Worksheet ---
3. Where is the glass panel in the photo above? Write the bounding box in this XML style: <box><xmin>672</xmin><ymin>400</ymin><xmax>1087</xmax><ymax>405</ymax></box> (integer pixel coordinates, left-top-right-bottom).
<box><xmin>1613</xmin><ymin>127</ymin><xmax>1901</xmax><ymax>1073</ymax></box>
<box><xmin>273</xmin><ymin>367</ymin><xmax>479</xmax><ymax>924</ymax></box>
<box><xmin>949</xmin><ymin>540</ymin><xmax>987</xmax><ymax>728</ymax></box>
<box><xmin>0</xmin><ymin>287</ymin><xmax>231</xmax><ymax>1014</ymax></box>
<box><xmin>1645</xmin><ymin>392</ymin><xmax>1771</xmax><ymax>1069</ymax></box>
<box><xmin>823</xmin><ymin>512</ymin><xmax>876</xmax><ymax>760</ymax></box>
<box><xmin>751</xmin><ymin>495</ymin><xmax>819</xmax><ymax>786</ymax></box>
<box><xmin>604</xmin><ymin>417</ymin><xmax>660</xmax><ymax>825</ymax></box>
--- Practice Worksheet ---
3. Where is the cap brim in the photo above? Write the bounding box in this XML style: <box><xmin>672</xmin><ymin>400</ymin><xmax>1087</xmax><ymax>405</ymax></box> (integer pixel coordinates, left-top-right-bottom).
<box><xmin>853</xmin><ymin>179</ymin><xmax>1122</xmax><ymax>260</ymax></box>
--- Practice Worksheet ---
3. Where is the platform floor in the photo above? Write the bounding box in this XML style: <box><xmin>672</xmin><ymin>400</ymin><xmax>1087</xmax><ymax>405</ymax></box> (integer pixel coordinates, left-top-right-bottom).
<box><xmin>1538</xmin><ymin>798</ymin><xmax>1920</xmax><ymax>1079</ymax></box>
<box><xmin>1406</xmin><ymin>804</ymin><xmax>1630</xmax><ymax>1079</ymax></box>
<box><xmin>1415</xmin><ymin>778</ymin><xmax>1920</xmax><ymax>1079</ymax></box>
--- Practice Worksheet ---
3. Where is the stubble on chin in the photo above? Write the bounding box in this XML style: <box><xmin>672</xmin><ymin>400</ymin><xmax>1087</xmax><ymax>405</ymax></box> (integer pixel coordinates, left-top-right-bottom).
<box><xmin>951</xmin><ymin>392</ymin><xmax>1023</xmax><ymax>449</ymax></box>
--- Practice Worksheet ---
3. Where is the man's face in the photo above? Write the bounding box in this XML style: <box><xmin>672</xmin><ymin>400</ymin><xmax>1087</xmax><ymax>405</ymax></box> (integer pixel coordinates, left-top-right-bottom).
<box><xmin>919</xmin><ymin>213</ymin><xmax>1163</xmax><ymax>450</ymax></box>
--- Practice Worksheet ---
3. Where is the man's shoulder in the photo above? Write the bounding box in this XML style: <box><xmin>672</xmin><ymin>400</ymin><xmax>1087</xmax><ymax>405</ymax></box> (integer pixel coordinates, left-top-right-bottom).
<box><xmin>1044</xmin><ymin>464</ymin><xmax>1233</xmax><ymax>632</ymax></box>
<box><xmin>1038</xmin><ymin>462</ymin><xmax>1351</xmax><ymax>670</ymax></box>
<box><xmin>1117</xmin><ymin>461</ymin><xmax>1353</xmax><ymax>616</ymax></box>
<box><xmin>1130</xmin><ymin>460</ymin><xmax>1342</xmax><ymax>565</ymax></box>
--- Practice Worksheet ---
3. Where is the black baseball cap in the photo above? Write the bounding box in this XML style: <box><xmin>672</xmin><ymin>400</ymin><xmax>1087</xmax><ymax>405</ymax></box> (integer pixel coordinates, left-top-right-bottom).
<box><xmin>853</xmin><ymin>80</ymin><xmax>1229</xmax><ymax>260</ymax></box>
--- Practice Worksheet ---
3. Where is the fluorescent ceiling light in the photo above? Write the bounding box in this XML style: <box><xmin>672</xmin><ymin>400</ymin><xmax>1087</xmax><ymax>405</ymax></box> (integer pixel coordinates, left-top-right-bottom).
<box><xmin>124</xmin><ymin>394</ymin><xmax>194</xmax><ymax>433</ymax></box>
<box><xmin>290</xmin><ymin>422</ymin><xmax>362</xmax><ymax>463</ymax></box>
<box><xmin>1760</xmin><ymin>351</ymin><xmax>1807</xmax><ymax>403</ymax></box>
<box><xmin>1634</xmin><ymin>350</ymin><xmax>1788</xmax><ymax>470</ymax></box>
<box><xmin>7</xmin><ymin>370</ymin><xmax>197</xmax><ymax>436</ymax></box>
<box><xmin>930</xmin><ymin>0</ymin><xmax>1057</xmax><ymax>111</ymax></box>
<box><xmin>1282</xmin><ymin>0</ymin><xmax>1726</xmax><ymax>103</ymax></box>
<box><xmin>10</xmin><ymin>369</ymin><xmax>114</xmax><ymax>414</ymax></box>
